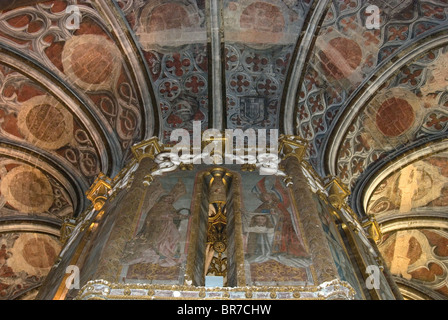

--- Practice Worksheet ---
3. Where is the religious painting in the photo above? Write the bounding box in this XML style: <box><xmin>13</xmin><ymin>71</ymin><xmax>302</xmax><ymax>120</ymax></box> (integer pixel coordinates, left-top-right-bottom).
<box><xmin>367</xmin><ymin>152</ymin><xmax>448</xmax><ymax>218</ymax></box>
<box><xmin>119</xmin><ymin>170</ymin><xmax>197</xmax><ymax>285</ymax></box>
<box><xmin>0</xmin><ymin>232</ymin><xmax>60</xmax><ymax>300</ymax></box>
<box><xmin>240</xmin><ymin>174</ymin><xmax>313</xmax><ymax>286</ymax></box>
<box><xmin>379</xmin><ymin>229</ymin><xmax>448</xmax><ymax>298</ymax></box>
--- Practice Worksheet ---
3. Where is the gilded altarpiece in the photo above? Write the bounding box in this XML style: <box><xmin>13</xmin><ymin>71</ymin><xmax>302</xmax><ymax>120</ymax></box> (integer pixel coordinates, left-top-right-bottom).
<box><xmin>41</xmin><ymin>137</ymin><xmax>400</xmax><ymax>300</ymax></box>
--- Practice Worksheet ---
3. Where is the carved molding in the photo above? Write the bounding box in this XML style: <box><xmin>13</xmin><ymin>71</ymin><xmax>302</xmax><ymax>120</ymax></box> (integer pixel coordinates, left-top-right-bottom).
<box><xmin>76</xmin><ymin>278</ymin><xmax>356</xmax><ymax>300</ymax></box>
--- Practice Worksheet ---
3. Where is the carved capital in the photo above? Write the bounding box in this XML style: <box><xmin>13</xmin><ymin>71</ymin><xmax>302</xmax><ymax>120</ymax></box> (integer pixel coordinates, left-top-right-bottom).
<box><xmin>60</xmin><ymin>218</ymin><xmax>77</xmax><ymax>245</ymax></box>
<box><xmin>362</xmin><ymin>215</ymin><xmax>382</xmax><ymax>243</ymax></box>
<box><xmin>278</xmin><ymin>135</ymin><xmax>308</xmax><ymax>163</ymax></box>
<box><xmin>324</xmin><ymin>177</ymin><xmax>350</xmax><ymax>210</ymax></box>
<box><xmin>86</xmin><ymin>173</ymin><xmax>112</xmax><ymax>211</ymax></box>
<box><xmin>131</xmin><ymin>137</ymin><xmax>164</xmax><ymax>161</ymax></box>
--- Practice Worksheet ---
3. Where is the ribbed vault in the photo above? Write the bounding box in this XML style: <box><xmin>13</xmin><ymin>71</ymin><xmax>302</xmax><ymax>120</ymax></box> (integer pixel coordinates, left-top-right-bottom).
<box><xmin>0</xmin><ymin>0</ymin><xmax>447</xmax><ymax>300</ymax></box>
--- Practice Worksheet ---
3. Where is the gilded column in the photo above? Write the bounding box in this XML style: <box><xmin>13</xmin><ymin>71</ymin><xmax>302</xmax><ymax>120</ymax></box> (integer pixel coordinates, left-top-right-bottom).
<box><xmin>204</xmin><ymin>168</ymin><xmax>229</xmax><ymax>281</ymax></box>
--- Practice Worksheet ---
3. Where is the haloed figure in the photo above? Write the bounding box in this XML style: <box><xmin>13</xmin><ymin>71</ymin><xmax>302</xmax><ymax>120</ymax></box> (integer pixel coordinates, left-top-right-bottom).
<box><xmin>244</xmin><ymin>177</ymin><xmax>311</xmax><ymax>269</ymax></box>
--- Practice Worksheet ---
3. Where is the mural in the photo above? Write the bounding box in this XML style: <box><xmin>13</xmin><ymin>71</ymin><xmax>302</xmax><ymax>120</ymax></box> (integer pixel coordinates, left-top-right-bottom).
<box><xmin>337</xmin><ymin>45</ymin><xmax>448</xmax><ymax>187</ymax></box>
<box><xmin>367</xmin><ymin>151</ymin><xmax>448</xmax><ymax>218</ymax></box>
<box><xmin>223</xmin><ymin>0</ymin><xmax>310</xmax><ymax>131</ymax></box>
<box><xmin>379</xmin><ymin>229</ymin><xmax>448</xmax><ymax>298</ymax></box>
<box><xmin>0</xmin><ymin>64</ymin><xmax>101</xmax><ymax>181</ymax></box>
<box><xmin>0</xmin><ymin>0</ymin><xmax>447</xmax><ymax>300</ymax></box>
<box><xmin>223</xmin><ymin>0</ymin><xmax>309</xmax><ymax>46</ymax></box>
<box><xmin>0</xmin><ymin>159</ymin><xmax>73</xmax><ymax>220</ymax></box>
<box><xmin>119</xmin><ymin>171</ymin><xmax>195</xmax><ymax>285</ymax></box>
<box><xmin>296</xmin><ymin>0</ymin><xmax>448</xmax><ymax>171</ymax></box>
<box><xmin>0</xmin><ymin>1</ymin><xmax>144</xmax><ymax>152</ymax></box>
<box><xmin>0</xmin><ymin>232</ymin><xmax>61</xmax><ymax>300</ymax></box>
<box><xmin>118</xmin><ymin>0</ymin><xmax>209</xmax><ymax>143</ymax></box>
<box><xmin>240</xmin><ymin>174</ymin><xmax>313</xmax><ymax>286</ymax></box>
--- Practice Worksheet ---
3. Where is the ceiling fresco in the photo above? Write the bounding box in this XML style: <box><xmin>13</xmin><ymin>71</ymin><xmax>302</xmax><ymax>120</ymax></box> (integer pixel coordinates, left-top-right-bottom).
<box><xmin>365</xmin><ymin>150</ymin><xmax>448</xmax><ymax>299</ymax></box>
<box><xmin>0</xmin><ymin>0</ymin><xmax>447</xmax><ymax>299</ymax></box>
<box><xmin>222</xmin><ymin>0</ymin><xmax>310</xmax><ymax>131</ymax></box>
<box><xmin>378</xmin><ymin>229</ymin><xmax>448</xmax><ymax>299</ymax></box>
<box><xmin>367</xmin><ymin>151</ymin><xmax>448</xmax><ymax>218</ymax></box>
<box><xmin>0</xmin><ymin>232</ymin><xmax>60</xmax><ymax>299</ymax></box>
<box><xmin>118</xmin><ymin>0</ymin><xmax>209</xmax><ymax>142</ymax></box>
<box><xmin>335</xmin><ymin>45</ymin><xmax>448</xmax><ymax>189</ymax></box>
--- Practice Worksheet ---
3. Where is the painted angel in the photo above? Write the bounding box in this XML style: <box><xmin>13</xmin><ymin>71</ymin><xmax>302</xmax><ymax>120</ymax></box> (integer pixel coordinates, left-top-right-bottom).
<box><xmin>244</xmin><ymin>177</ymin><xmax>311</xmax><ymax>269</ymax></box>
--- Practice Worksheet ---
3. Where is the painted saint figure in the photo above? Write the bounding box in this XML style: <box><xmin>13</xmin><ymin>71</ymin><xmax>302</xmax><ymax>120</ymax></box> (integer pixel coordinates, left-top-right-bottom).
<box><xmin>137</xmin><ymin>194</ymin><xmax>184</xmax><ymax>262</ymax></box>
<box><xmin>121</xmin><ymin>179</ymin><xmax>189</xmax><ymax>267</ymax></box>
<box><xmin>244</xmin><ymin>177</ymin><xmax>311</xmax><ymax>268</ymax></box>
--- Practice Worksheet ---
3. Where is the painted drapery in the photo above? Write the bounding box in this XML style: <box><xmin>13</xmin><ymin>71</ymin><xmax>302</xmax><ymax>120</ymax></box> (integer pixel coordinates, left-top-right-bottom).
<box><xmin>241</xmin><ymin>174</ymin><xmax>313</xmax><ymax>286</ymax></box>
<box><xmin>115</xmin><ymin>168</ymin><xmax>317</xmax><ymax>287</ymax></box>
<box><xmin>119</xmin><ymin>171</ymin><xmax>196</xmax><ymax>285</ymax></box>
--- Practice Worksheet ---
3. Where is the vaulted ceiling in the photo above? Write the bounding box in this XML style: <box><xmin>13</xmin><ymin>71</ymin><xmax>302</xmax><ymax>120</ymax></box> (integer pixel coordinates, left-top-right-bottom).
<box><xmin>0</xmin><ymin>0</ymin><xmax>447</xmax><ymax>300</ymax></box>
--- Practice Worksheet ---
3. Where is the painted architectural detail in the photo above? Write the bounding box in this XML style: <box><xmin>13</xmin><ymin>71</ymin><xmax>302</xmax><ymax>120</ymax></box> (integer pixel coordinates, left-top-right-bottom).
<box><xmin>0</xmin><ymin>158</ymin><xmax>73</xmax><ymax>221</ymax></box>
<box><xmin>62</xmin><ymin>34</ymin><xmax>123</xmax><ymax>92</ymax></box>
<box><xmin>337</xmin><ymin>45</ymin><xmax>448</xmax><ymax>188</ymax></box>
<box><xmin>296</xmin><ymin>0</ymin><xmax>448</xmax><ymax>172</ymax></box>
<box><xmin>0</xmin><ymin>233</ymin><xmax>60</xmax><ymax>300</ymax></box>
<box><xmin>1</xmin><ymin>165</ymin><xmax>54</xmax><ymax>214</ymax></box>
<box><xmin>0</xmin><ymin>1</ymin><xmax>145</xmax><ymax>152</ymax></box>
<box><xmin>0</xmin><ymin>64</ymin><xmax>102</xmax><ymax>181</ymax></box>
<box><xmin>0</xmin><ymin>0</ymin><xmax>447</xmax><ymax>301</ymax></box>
<box><xmin>379</xmin><ymin>229</ymin><xmax>448</xmax><ymax>297</ymax></box>
<box><xmin>32</xmin><ymin>136</ymin><xmax>399</xmax><ymax>300</ymax></box>
<box><xmin>119</xmin><ymin>0</ymin><xmax>209</xmax><ymax>143</ymax></box>
<box><xmin>367</xmin><ymin>152</ymin><xmax>448</xmax><ymax>217</ymax></box>
<box><xmin>223</xmin><ymin>0</ymin><xmax>308</xmax><ymax>47</ymax></box>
